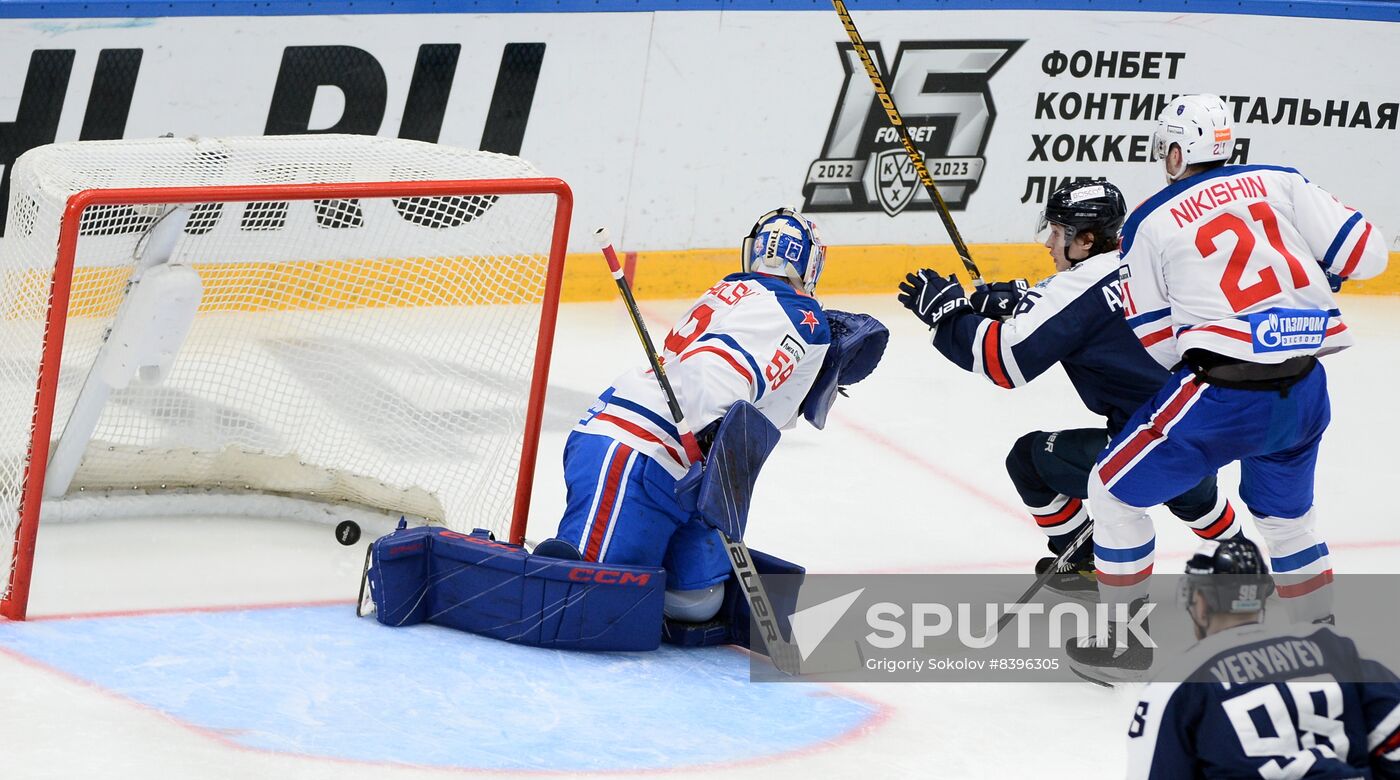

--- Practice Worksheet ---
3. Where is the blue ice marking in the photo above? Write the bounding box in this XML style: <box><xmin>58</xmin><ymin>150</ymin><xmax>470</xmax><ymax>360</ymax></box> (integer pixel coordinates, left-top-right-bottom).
<box><xmin>0</xmin><ymin>605</ymin><xmax>878</xmax><ymax>771</ymax></box>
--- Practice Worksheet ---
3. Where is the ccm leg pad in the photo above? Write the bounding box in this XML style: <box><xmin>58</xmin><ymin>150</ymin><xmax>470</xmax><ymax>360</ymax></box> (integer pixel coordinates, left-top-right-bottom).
<box><xmin>660</xmin><ymin>547</ymin><xmax>805</xmax><ymax>652</ymax></box>
<box><xmin>368</xmin><ymin>525</ymin><xmax>665</xmax><ymax>651</ymax></box>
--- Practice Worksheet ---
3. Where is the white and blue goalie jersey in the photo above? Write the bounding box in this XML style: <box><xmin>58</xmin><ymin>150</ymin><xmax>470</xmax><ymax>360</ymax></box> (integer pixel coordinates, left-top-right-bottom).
<box><xmin>576</xmin><ymin>273</ymin><xmax>830</xmax><ymax>478</ymax></box>
<box><xmin>1128</xmin><ymin>624</ymin><xmax>1400</xmax><ymax>779</ymax></box>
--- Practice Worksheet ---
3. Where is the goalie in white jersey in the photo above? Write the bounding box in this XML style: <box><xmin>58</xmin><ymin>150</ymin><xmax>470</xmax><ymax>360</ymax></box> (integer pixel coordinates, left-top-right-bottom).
<box><xmin>551</xmin><ymin>208</ymin><xmax>885</xmax><ymax>628</ymax></box>
<box><xmin>1069</xmin><ymin>94</ymin><xmax>1389</xmax><ymax>684</ymax></box>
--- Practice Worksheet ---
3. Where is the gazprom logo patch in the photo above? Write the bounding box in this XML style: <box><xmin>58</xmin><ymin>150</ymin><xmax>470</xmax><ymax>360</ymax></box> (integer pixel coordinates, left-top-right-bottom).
<box><xmin>1249</xmin><ymin>308</ymin><xmax>1328</xmax><ymax>353</ymax></box>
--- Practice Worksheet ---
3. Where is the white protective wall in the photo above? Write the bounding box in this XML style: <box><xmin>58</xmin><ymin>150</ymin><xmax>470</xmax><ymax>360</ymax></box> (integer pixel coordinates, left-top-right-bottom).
<box><xmin>0</xmin><ymin>7</ymin><xmax>1395</xmax><ymax>252</ymax></box>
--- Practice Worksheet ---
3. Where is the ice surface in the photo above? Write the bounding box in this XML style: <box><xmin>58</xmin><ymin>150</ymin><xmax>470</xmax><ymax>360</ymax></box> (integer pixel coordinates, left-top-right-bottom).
<box><xmin>1</xmin><ymin>293</ymin><xmax>1396</xmax><ymax>778</ymax></box>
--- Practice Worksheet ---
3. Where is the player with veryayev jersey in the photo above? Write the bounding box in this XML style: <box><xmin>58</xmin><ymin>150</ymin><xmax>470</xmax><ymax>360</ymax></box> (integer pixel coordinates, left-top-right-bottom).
<box><xmin>1067</xmin><ymin>94</ymin><xmax>1389</xmax><ymax>684</ymax></box>
<box><xmin>897</xmin><ymin>179</ymin><xmax>1239</xmax><ymax>597</ymax></box>
<box><xmin>552</xmin><ymin>207</ymin><xmax>880</xmax><ymax>626</ymax></box>
<box><xmin>1127</xmin><ymin>537</ymin><xmax>1400</xmax><ymax>779</ymax></box>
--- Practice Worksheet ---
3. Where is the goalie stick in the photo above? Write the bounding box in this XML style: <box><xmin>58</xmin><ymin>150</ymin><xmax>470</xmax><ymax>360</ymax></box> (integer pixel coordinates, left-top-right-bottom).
<box><xmin>994</xmin><ymin>521</ymin><xmax>1094</xmax><ymax>633</ymax></box>
<box><xmin>830</xmin><ymin>0</ymin><xmax>984</xmax><ymax>287</ymax></box>
<box><xmin>594</xmin><ymin>227</ymin><xmax>803</xmax><ymax>675</ymax></box>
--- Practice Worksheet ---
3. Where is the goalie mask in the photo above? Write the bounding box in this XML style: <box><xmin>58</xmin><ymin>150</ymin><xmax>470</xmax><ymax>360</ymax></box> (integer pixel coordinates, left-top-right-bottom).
<box><xmin>1153</xmin><ymin>94</ymin><xmax>1234</xmax><ymax>181</ymax></box>
<box><xmin>1035</xmin><ymin>179</ymin><xmax>1126</xmax><ymax>262</ymax></box>
<box><xmin>742</xmin><ymin>207</ymin><xmax>826</xmax><ymax>295</ymax></box>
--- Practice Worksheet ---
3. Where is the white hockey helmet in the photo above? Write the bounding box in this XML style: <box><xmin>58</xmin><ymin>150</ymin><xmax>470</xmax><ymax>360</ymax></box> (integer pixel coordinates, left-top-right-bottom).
<box><xmin>1152</xmin><ymin>94</ymin><xmax>1234</xmax><ymax>178</ymax></box>
<box><xmin>741</xmin><ymin>207</ymin><xmax>826</xmax><ymax>295</ymax></box>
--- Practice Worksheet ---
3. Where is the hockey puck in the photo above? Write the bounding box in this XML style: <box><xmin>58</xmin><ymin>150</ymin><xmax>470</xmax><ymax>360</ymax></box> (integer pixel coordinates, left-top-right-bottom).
<box><xmin>335</xmin><ymin>520</ymin><xmax>362</xmax><ymax>546</ymax></box>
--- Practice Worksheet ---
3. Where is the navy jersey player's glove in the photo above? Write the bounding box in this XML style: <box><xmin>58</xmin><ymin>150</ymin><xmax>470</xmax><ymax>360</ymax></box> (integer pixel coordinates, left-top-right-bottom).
<box><xmin>898</xmin><ymin>269</ymin><xmax>969</xmax><ymax>329</ymax></box>
<box><xmin>969</xmin><ymin>279</ymin><xmax>1029</xmax><ymax>319</ymax></box>
<box><xmin>1317</xmin><ymin>261</ymin><xmax>1345</xmax><ymax>292</ymax></box>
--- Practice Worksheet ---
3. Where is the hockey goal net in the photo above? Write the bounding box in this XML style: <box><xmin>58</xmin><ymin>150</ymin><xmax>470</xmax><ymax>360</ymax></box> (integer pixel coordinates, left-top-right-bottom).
<box><xmin>0</xmin><ymin>135</ymin><xmax>571</xmax><ymax>619</ymax></box>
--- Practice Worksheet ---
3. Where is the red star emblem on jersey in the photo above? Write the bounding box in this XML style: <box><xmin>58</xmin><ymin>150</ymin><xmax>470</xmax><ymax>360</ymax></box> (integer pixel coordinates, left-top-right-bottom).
<box><xmin>799</xmin><ymin>310</ymin><xmax>819</xmax><ymax>333</ymax></box>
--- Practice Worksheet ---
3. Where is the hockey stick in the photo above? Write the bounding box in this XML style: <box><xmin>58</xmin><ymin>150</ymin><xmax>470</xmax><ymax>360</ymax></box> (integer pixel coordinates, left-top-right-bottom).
<box><xmin>994</xmin><ymin>521</ymin><xmax>1094</xmax><ymax>633</ymax></box>
<box><xmin>830</xmin><ymin>0</ymin><xmax>984</xmax><ymax>286</ymax></box>
<box><xmin>594</xmin><ymin>228</ymin><xmax>704</xmax><ymax>465</ymax></box>
<box><xmin>594</xmin><ymin>227</ymin><xmax>803</xmax><ymax>675</ymax></box>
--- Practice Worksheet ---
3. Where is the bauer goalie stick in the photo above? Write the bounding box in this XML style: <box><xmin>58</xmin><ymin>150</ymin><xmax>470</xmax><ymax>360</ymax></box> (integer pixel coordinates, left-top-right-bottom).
<box><xmin>594</xmin><ymin>227</ymin><xmax>803</xmax><ymax>676</ymax></box>
<box><xmin>994</xmin><ymin>521</ymin><xmax>1094</xmax><ymax>633</ymax></box>
<box><xmin>830</xmin><ymin>0</ymin><xmax>984</xmax><ymax>287</ymax></box>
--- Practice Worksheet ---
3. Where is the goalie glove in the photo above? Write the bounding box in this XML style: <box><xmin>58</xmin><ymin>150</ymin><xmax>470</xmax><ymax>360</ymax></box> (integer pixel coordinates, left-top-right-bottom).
<box><xmin>800</xmin><ymin>309</ymin><xmax>888</xmax><ymax>429</ymax></box>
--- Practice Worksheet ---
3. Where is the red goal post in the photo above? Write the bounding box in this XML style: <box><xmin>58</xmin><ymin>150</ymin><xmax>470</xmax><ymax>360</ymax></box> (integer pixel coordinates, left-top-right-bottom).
<box><xmin>0</xmin><ymin>148</ymin><xmax>572</xmax><ymax>621</ymax></box>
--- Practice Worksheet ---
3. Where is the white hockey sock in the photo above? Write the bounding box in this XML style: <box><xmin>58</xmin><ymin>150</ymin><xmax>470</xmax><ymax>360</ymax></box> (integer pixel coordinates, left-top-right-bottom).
<box><xmin>1254</xmin><ymin>509</ymin><xmax>1333</xmax><ymax>623</ymax></box>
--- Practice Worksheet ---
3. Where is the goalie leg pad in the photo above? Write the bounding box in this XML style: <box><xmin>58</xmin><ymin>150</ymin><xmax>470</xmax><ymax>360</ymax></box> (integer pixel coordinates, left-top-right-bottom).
<box><xmin>368</xmin><ymin>525</ymin><xmax>665</xmax><ymax>651</ymax></box>
<box><xmin>366</xmin><ymin>524</ymin><xmax>436</xmax><ymax>627</ymax></box>
<box><xmin>674</xmin><ymin>400</ymin><xmax>781</xmax><ymax>541</ymax></box>
<box><xmin>660</xmin><ymin>547</ymin><xmax>805</xmax><ymax>652</ymax></box>
<box><xmin>663</xmin><ymin>583</ymin><xmax>724</xmax><ymax>622</ymax></box>
<box><xmin>727</xmin><ymin>547</ymin><xmax>805</xmax><ymax>655</ymax></box>
<box><xmin>533</xmin><ymin>537</ymin><xmax>583</xmax><ymax>560</ymax></box>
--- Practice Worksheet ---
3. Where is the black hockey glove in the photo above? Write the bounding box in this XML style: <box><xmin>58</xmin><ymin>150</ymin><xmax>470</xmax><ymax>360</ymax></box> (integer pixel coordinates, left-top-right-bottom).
<box><xmin>1316</xmin><ymin>261</ymin><xmax>1344</xmax><ymax>293</ymax></box>
<box><xmin>898</xmin><ymin>269</ymin><xmax>969</xmax><ymax>329</ymax></box>
<box><xmin>969</xmin><ymin>279</ymin><xmax>1029</xmax><ymax>320</ymax></box>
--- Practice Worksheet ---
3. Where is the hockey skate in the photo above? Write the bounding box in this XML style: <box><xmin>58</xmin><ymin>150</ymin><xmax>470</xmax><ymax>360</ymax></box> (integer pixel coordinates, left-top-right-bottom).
<box><xmin>1065</xmin><ymin>598</ymin><xmax>1153</xmax><ymax>687</ymax></box>
<box><xmin>1034</xmin><ymin>541</ymin><xmax>1097</xmax><ymax>601</ymax></box>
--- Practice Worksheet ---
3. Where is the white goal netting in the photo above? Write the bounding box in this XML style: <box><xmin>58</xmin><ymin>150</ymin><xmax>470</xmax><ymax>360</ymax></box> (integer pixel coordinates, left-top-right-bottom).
<box><xmin>0</xmin><ymin>134</ymin><xmax>569</xmax><ymax>615</ymax></box>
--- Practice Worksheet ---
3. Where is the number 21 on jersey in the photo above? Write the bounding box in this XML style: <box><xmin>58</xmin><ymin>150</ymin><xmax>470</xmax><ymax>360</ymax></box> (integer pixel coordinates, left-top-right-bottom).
<box><xmin>1195</xmin><ymin>202</ymin><xmax>1312</xmax><ymax>313</ymax></box>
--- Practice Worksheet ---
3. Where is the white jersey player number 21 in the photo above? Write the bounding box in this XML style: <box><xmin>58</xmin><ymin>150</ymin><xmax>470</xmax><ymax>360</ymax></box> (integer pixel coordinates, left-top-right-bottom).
<box><xmin>1120</xmin><ymin>161</ymin><xmax>1384</xmax><ymax>368</ymax></box>
<box><xmin>1190</xmin><ymin>200</ymin><xmax>1313</xmax><ymax>314</ymax></box>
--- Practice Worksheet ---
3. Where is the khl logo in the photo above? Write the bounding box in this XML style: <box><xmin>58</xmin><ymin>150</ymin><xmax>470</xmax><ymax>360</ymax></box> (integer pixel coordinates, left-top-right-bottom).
<box><xmin>802</xmin><ymin>40</ymin><xmax>1022</xmax><ymax>217</ymax></box>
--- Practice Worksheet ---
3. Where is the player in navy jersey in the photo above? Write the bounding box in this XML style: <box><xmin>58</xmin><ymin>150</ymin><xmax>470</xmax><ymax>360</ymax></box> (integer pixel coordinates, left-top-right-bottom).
<box><xmin>1127</xmin><ymin>537</ymin><xmax>1400</xmax><ymax>779</ymax></box>
<box><xmin>1070</xmin><ymin>95</ymin><xmax>1389</xmax><ymax>682</ymax></box>
<box><xmin>897</xmin><ymin>179</ymin><xmax>1237</xmax><ymax>594</ymax></box>
<box><xmin>554</xmin><ymin>207</ymin><xmax>877</xmax><ymax>626</ymax></box>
